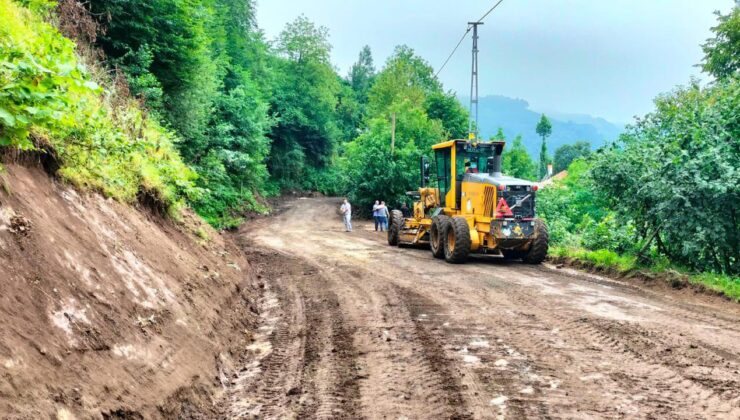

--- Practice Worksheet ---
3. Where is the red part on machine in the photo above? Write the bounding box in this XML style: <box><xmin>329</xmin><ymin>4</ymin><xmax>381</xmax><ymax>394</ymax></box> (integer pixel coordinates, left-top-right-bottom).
<box><xmin>495</xmin><ymin>198</ymin><xmax>514</xmax><ymax>218</ymax></box>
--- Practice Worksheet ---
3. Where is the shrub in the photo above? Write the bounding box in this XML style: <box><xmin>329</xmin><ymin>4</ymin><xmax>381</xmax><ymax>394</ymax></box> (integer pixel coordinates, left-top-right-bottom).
<box><xmin>0</xmin><ymin>0</ymin><xmax>196</xmax><ymax>211</ymax></box>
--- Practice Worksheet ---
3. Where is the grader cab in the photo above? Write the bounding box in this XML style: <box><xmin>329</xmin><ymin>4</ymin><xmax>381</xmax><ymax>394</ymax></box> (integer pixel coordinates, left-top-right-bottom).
<box><xmin>388</xmin><ymin>139</ymin><xmax>549</xmax><ymax>264</ymax></box>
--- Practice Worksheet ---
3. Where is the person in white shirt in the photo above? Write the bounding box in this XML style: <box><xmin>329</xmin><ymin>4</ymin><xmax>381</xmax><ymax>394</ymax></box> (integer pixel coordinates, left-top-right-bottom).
<box><xmin>340</xmin><ymin>199</ymin><xmax>352</xmax><ymax>232</ymax></box>
<box><xmin>378</xmin><ymin>201</ymin><xmax>390</xmax><ymax>231</ymax></box>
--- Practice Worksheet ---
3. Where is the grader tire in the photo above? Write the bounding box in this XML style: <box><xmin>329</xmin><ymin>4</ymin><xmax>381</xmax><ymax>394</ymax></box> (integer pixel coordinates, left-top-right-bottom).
<box><xmin>430</xmin><ymin>215</ymin><xmax>450</xmax><ymax>259</ymax></box>
<box><xmin>523</xmin><ymin>219</ymin><xmax>549</xmax><ymax>264</ymax></box>
<box><xmin>387</xmin><ymin>209</ymin><xmax>404</xmax><ymax>246</ymax></box>
<box><xmin>444</xmin><ymin>217</ymin><xmax>471</xmax><ymax>264</ymax></box>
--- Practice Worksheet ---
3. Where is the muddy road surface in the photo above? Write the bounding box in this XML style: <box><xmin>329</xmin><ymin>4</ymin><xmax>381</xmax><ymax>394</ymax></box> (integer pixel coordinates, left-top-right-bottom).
<box><xmin>228</xmin><ymin>197</ymin><xmax>740</xmax><ymax>419</ymax></box>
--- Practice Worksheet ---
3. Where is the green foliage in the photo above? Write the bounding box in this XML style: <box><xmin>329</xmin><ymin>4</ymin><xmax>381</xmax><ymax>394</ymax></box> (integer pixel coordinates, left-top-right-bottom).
<box><xmin>553</xmin><ymin>141</ymin><xmax>591</xmax><ymax>173</ymax></box>
<box><xmin>340</xmin><ymin>46</ymin><xmax>467</xmax><ymax>213</ymax></box>
<box><xmin>550</xmin><ymin>246</ymin><xmax>638</xmax><ymax>272</ymax></box>
<box><xmin>550</xmin><ymin>246</ymin><xmax>740</xmax><ymax>301</ymax></box>
<box><xmin>1</xmin><ymin>0</ymin><xmax>196</xmax><ymax>211</ymax></box>
<box><xmin>701</xmin><ymin>4</ymin><xmax>740</xmax><ymax>80</ymax></box>
<box><xmin>276</xmin><ymin>15</ymin><xmax>332</xmax><ymax>64</ymax></box>
<box><xmin>87</xmin><ymin>0</ymin><xmax>274</xmax><ymax>227</ymax></box>
<box><xmin>348</xmin><ymin>45</ymin><xmax>376</xmax><ymax>105</ymax></box>
<box><xmin>268</xmin><ymin>16</ymin><xmax>340</xmax><ymax>190</ymax></box>
<box><xmin>536</xmin><ymin>114</ymin><xmax>552</xmax><ymax>178</ymax></box>
<box><xmin>689</xmin><ymin>272</ymin><xmax>740</xmax><ymax>301</ymax></box>
<box><xmin>537</xmin><ymin>159</ymin><xmax>614</xmax><ymax>248</ymax></box>
<box><xmin>367</xmin><ymin>45</ymin><xmax>441</xmax><ymax>117</ymax></box>
<box><xmin>88</xmin><ymin>0</ymin><xmax>220</xmax><ymax>142</ymax></box>
<box><xmin>425</xmin><ymin>91</ymin><xmax>469</xmax><ymax>139</ymax></box>
<box><xmin>501</xmin><ymin>135</ymin><xmax>537</xmax><ymax>180</ymax></box>
<box><xmin>541</xmin><ymin>2</ymin><xmax>740</xmax><ymax>297</ymax></box>
<box><xmin>590</xmin><ymin>79</ymin><xmax>739</xmax><ymax>274</ymax></box>
<box><xmin>342</xmin><ymin>100</ymin><xmax>444</xmax><ymax>213</ymax></box>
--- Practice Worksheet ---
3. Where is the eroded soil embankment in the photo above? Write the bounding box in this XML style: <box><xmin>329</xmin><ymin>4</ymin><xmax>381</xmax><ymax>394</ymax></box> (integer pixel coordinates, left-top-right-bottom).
<box><xmin>0</xmin><ymin>164</ymin><xmax>260</xmax><ymax>418</ymax></box>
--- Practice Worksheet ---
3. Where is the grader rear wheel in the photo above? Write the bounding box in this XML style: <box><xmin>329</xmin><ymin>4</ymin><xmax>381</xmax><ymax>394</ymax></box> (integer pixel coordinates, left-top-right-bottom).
<box><xmin>430</xmin><ymin>215</ymin><xmax>450</xmax><ymax>259</ymax></box>
<box><xmin>523</xmin><ymin>219</ymin><xmax>549</xmax><ymax>264</ymax></box>
<box><xmin>444</xmin><ymin>217</ymin><xmax>471</xmax><ymax>264</ymax></box>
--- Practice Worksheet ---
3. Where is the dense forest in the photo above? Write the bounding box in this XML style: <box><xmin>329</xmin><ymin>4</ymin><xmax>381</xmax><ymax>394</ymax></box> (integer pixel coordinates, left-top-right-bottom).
<box><xmin>0</xmin><ymin>1</ymin><xmax>737</xmax><ymax>287</ymax></box>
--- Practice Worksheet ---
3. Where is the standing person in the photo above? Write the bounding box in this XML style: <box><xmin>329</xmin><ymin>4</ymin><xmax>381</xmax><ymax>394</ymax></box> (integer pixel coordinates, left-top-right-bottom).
<box><xmin>372</xmin><ymin>200</ymin><xmax>381</xmax><ymax>231</ymax></box>
<box><xmin>400</xmin><ymin>202</ymin><xmax>411</xmax><ymax>217</ymax></box>
<box><xmin>379</xmin><ymin>201</ymin><xmax>390</xmax><ymax>231</ymax></box>
<box><xmin>340</xmin><ymin>199</ymin><xmax>352</xmax><ymax>232</ymax></box>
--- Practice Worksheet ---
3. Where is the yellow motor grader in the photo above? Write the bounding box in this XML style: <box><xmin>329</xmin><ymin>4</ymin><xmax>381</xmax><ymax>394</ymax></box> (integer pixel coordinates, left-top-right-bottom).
<box><xmin>387</xmin><ymin>139</ymin><xmax>548</xmax><ymax>264</ymax></box>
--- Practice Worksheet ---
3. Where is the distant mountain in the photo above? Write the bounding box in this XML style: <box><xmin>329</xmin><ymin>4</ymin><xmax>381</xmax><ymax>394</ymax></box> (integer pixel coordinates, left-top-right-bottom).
<box><xmin>459</xmin><ymin>95</ymin><xmax>624</xmax><ymax>158</ymax></box>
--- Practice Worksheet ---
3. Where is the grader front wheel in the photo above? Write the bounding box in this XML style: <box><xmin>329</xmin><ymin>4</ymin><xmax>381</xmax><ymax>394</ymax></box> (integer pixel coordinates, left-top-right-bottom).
<box><xmin>430</xmin><ymin>215</ymin><xmax>450</xmax><ymax>259</ymax></box>
<box><xmin>444</xmin><ymin>217</ymin><xmax>471</xmax><ymax>264</ymax></box>
<box><xmin>387</xmin><ymin>209</ymin><xmax>404</xmax><ymax>246</ymax></box>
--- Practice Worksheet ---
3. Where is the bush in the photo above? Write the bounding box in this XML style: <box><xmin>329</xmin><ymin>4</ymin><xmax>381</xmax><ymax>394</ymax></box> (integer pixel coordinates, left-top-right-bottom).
<box><xmin>0</xmin><ymin>0</ymin><xmax>196</xmax><ymax>212</ymax></box>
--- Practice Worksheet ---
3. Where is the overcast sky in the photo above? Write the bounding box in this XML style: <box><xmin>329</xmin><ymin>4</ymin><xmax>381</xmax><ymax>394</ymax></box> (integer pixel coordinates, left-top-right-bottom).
<box><xmin>256</xmin><ymin>0</ymin><xmax>735</xmax><ymax>123</ymax></box>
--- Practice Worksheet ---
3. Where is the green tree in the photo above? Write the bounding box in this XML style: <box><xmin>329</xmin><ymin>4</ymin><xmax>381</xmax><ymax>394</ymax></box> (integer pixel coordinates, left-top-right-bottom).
<box><xmin>424</xmin><ymin>91</ymin><xmax>469</xmax><ymax>139</ymax></box>
<box><xmin>337</xmin><ymin>46</ymin><xmax>376</xmax><ymax>143</ymax></box>
<box><xmin>276</xmin><ymin>14</ymin><xmax>331</xmax><ymax>64</ymax></box>
<box><xmin>536</xmin><ymin>114</ymin><xmax>552</xmax><ymax>179</ymax></box>
<box><xmin>701</xmin><ymin>3</ymin><xmax>740</xmax><ymax>80</ymax></box>
<box><xmin>341</xmin><ymin>100</ymin><xmax>444</xmax><ymax>213</ymax></box>
<box><xmin>269</xmin><ymin>16</ymin><xmax>340</xmax><ymax>187</ymax></box>
<box><xmin>88</xmin><ymin>0</ymin><xmax>220</xmax><ymax>144</ymax></box>
<box><xmin>553</xmin><ymin>141</ymin><xmax>591</xmax><ymax>173</ymax></box>
<box><xmin>367</xmin><ymin>45</ymin><xmax>441</xmax><ymax>117</ymax></box>
<box><xmin>349</xmin><ymin>45</ymin><xmax>376</xmax><ymax>104</ymax></box>
<box><xmin>590</xmin><ymin>79</ymin><xmax>739</xmax><ymax>274</ymax></box>
<box><xmin>502</xmin><ymin>135</ymin><xmax>537</xmax><ymax>180</ymax></box>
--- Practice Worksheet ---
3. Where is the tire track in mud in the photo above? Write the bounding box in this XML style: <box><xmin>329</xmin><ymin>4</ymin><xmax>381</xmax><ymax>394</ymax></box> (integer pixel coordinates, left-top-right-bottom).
<box><xmin>222</xmin><ymin>248</ymin><xmax>361</xmax><ymax>419</ymax></box>
<box><xmin>374</xmin><ymin>255</ymin><xmax>740</xmax><ymax>419</ymax></box>
<box><xmin>466</xmin><ymin>268</ymin><xmax>740</xmax><ymax>419</ymax></box>
<box><xmin>316</xmin><ymin>259</ymin><xmax>473</xmax><ymax>419</ymax></box>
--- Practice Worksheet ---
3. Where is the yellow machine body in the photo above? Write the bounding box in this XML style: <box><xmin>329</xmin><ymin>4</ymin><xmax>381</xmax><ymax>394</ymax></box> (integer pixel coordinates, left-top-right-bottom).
<box><xmin>393</xmin><ymin>139</ymin><xmax>546</xmax><ymax>261</ymax></box>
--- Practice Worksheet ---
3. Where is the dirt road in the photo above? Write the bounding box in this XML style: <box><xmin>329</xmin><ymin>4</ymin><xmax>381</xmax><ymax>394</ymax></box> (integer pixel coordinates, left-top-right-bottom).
<box><xmin>228</xmin><ymin>197</ymin><xmax>740</xmax><ymax>419</ymax></box>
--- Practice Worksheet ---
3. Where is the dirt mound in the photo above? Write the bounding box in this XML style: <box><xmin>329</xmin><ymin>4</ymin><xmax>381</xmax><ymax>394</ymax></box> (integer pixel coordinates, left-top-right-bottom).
<box><xmin>0</xmin><ymin>164</ymin><xmax>259</xmax><ymax>418</ymax></box>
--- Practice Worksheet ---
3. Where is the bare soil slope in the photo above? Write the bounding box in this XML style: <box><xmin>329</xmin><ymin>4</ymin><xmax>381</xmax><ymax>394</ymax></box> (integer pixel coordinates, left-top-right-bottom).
<box><xmin>233</xmin><ymin>196</ymin><xmax>740</xmax><ymax>419</ymax></box>
<box><xmin>0</xmin><ymin>164</ymin><xmax>259</xmax><ymax>419</ymax></box>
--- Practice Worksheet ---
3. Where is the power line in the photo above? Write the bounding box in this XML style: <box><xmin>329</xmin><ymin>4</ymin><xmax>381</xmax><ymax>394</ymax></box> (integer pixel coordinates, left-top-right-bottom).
<box><xmin>435</xmin><ymin>27</ymin><xmax>471</xmax><ymax>77</ymax></box>
<box><xmin>434</xmin><ymin>0</ymin><xmax>506</xmax><ymax>77</ymax></box>
<box><xmin>477</xmin><ymin>0</ymin><xmax>506</xmax><ymax>23</ymax></box>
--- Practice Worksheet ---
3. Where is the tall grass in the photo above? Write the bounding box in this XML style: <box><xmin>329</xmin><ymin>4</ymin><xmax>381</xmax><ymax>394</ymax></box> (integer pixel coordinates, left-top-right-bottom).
<box><xmin>550</xmin><ymin>246</ymin><xmax>740</xmax><ymax>301</ymax></box>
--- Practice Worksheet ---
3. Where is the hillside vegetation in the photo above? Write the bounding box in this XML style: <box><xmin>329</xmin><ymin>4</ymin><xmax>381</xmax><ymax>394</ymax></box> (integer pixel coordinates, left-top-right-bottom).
<box><xmin>0</xmin><ymin>0</ymin><xmax>195</xmax><ymax>214</ymax></box>
<box><xmin>536</xmin><ymin>6</ymin><xmax>739</xmax><ymax>296</ymax></box>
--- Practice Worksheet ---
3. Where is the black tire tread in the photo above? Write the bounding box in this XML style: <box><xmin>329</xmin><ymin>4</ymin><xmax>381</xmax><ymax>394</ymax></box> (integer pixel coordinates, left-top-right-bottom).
<box><xmin>387</xmin><ymin>209</ymin><xmax>404</xmax><ymax>246</ymax></box>
<box><xmin>523</xmin><ymin>219</ymin><xmax>549</xmax><ymax>264</ymax></box>
<box><xmin>430</xmin><ymin>215</ymin><xmax>450</xmax><ymax>259</ymax></box>
<box><xmin>444</xmin><ymin>217</ymin><xmax>471</xmax><ymax>264</ymax></box>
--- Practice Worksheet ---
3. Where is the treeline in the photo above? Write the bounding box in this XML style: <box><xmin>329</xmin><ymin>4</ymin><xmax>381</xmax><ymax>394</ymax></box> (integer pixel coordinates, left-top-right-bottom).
<box><xmin>75</xmin><ymin>0</ymin><xmax>468</xmax><ymax>224</ymax></box>
<box><xmin>538</xmin><ymin>5</ymin><xmax>739</xmax><ymax>277</ymax></box>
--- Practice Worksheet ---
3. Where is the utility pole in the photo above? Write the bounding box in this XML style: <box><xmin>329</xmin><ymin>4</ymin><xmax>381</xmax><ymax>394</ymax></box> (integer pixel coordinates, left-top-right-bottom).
<box><xmin>468</xmin><ymin>21</ymin><xmax>483</xmax><ymax>140</ymax></box>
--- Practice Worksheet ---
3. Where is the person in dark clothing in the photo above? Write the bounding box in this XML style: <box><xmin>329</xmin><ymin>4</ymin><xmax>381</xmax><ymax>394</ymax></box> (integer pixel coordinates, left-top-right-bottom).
<box><xmin>400</xmin><ymin>202</ymin><xmax>411</xmax><ymax>217</ymax></box>
<box><xmin>465</xmin><ymin>161</ymin><xmax>479</xmax><ymax>173</ymax></box>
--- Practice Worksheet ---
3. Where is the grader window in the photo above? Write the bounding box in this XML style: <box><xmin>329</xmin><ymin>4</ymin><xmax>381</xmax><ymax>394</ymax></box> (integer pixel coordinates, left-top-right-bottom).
<box><xmin>456</xmin><ymin>143</ymin><xmax>494</xmax><ymax>178</ymax></box>
<box><xmin>434</xmin><ymin>148</ymin><xmax>451</xmax><ymax>207</ymax></box>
